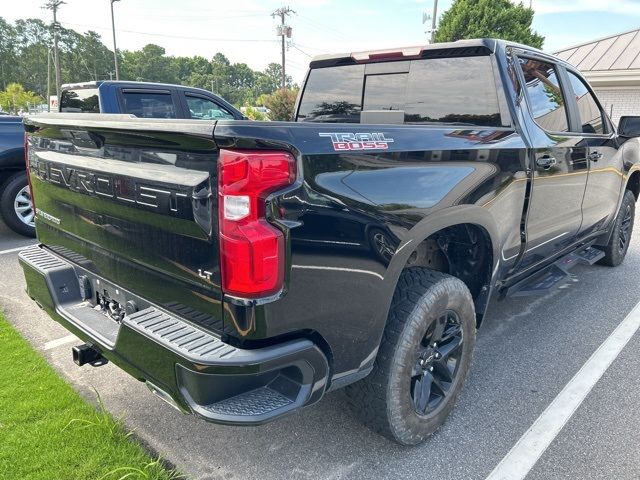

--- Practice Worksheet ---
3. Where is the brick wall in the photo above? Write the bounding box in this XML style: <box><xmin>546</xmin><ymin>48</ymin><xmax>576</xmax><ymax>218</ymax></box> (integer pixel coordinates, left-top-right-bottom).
<box><xmin>593</xmin><ymin>87</ymin><xmax>640</xmax><ymax>127</ymax></box>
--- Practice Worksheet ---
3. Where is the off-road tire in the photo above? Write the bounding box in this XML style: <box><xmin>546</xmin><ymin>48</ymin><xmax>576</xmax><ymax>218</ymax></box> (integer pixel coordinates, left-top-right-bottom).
<box><xmin>345</xmin><ymin>268</ymin><xmax>476</xmax><ymax>445</ymax></box>
<box><xmin>0</xmin><ymin>172</ymin><xmax>36</xmax><ymax>238</ymax></box>
<box><xmin>598</xmin><ymin>190</ymin><xmax>635</xmax><ymax>267</ymax></box>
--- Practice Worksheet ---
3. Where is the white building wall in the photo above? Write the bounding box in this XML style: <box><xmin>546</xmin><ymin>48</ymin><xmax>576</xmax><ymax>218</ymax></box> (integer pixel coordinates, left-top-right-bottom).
<box><xmin>593</xmin><ymin>87</ymin><xmax>640</xmax><ymax>127</ymax></box>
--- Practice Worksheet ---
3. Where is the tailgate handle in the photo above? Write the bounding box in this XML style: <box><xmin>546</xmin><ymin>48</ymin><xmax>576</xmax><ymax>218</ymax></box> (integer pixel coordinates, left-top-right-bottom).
<box><xmin>535</xmin><ymin>155</ymin><xmax>557</xmax><ymax>169</ymax></box>
<box><xmin>588</xmin><ymin>151</ymin><xmax>603</xmax><ymax>162</ymax></box>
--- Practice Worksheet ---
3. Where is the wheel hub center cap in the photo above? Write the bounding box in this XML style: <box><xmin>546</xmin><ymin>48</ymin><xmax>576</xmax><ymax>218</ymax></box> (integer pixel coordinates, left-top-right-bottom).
<box><xmin>420</xmin><ymin>350</ymin><xmax>437</xmax><ymax>369</ymax></box>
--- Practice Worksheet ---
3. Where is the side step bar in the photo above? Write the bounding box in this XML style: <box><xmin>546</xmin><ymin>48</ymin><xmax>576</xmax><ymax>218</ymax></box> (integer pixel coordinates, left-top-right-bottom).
<box><xmin>505</xmin><ymin>246</ymin><xmax>605</xmax><ymax>298</ymax></box>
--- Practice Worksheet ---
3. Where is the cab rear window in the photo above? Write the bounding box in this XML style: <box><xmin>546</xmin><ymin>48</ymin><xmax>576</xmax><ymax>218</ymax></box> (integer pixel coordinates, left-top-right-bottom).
<box><xmin>60</xmin><ymin>88</ymin><xmax>100</xmax><ymax>113</ymax></box>
<box><xmin>297</xmin><ymin>56</ymin><xmax>503</xmax><ymax>127</ymax></box>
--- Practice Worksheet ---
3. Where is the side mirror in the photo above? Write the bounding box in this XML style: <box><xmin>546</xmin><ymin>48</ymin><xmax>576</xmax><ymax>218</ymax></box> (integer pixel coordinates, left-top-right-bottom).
<box><xmin>618</xmin><ymin>116</ymin><xmax>640</xmax><ymax>137</ymax></box>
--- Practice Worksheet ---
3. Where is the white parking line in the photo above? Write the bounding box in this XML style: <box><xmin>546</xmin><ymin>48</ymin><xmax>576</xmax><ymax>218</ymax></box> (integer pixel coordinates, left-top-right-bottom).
<box><xmin>43</xmin><ymin>334</ymin><xmax>78</xmax><ymax>351</ymax></box>
<box><xmin>0</xmin><ymin>244</ymin><xmax>37</xmax><ymax>256</ymax></box>
<box><xmin>486</xmin><ymin>299</ymin><xmax>640</xmax><ymax>480</ymax></box>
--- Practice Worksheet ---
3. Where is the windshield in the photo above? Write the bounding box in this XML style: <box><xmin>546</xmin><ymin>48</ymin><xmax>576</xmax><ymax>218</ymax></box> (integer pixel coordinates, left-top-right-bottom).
<box><xmin>297</xmin><ymin>55</ymin><xmax>503</xmax><ymax>127</ymax></box>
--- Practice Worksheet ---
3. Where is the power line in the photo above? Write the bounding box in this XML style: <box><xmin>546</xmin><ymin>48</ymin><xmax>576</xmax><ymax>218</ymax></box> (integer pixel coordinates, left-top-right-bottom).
<box><xmin>290</xmin><ymin>42</ymin><xmax>325</xmax><ymax>52</ymax></box>
<box><xmin>290</xmin><ymin>43</ymin><xmax>312</xmax><ymax>58</ymax></box>
<box><xmin>125</xmin><ymin>12</ymin><xmax>270</xmax><ymax>21</ymax></box>
<box><xmin>297</xmin><ymin>14</ymin><xmax>353</xmax><ymax>41</ymax></box>
<box><xmin>60</xmin><ymin>21</ymin><xmax>278</xmax><ymax>43</ymax></box>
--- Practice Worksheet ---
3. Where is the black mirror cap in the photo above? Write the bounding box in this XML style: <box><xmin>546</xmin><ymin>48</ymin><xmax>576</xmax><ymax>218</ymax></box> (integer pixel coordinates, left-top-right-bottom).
<box><xmin>618</xmin><ymin>116</ymin><xmax>640</xmax><ymax>137</ymax></box>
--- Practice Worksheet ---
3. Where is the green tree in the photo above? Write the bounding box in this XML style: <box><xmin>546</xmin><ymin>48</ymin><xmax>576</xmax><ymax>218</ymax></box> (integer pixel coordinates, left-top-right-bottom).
<box><xmin>263</xmin><ymin>88</ymin><xmax>299</xmax><ymax>121</ymax></box>
<box><xmin>254</xmin><ymin>63</ymin><xmax>292</xmax><ymax>96</ymax></box>
<box><xmin>243</xmin><ymin>105</ymin><xmax>269</xmax><ymax>121</ymax></box>
<box><xmin>120</xmin><ymin>44</ymin><xmax>178</xmax><ymax>83</ymax></box>
<box><xmin>62</xmin><ymin>30</ymin><xmax>114</xmax><ymax>82</ymax></box>
<box><xmin>13</xmin><ymin>19</ymin><xmax>50</xmax><ymax>96</ymax></box>
<box><xmin>435</xmin><ymin>0</ymin><xmax>544</xmax><ymax>48</ymax></box>
<box><xmin>0</xmin><ymin>18</ymin><xmax>17</xmax><ymax>90</ymax></box>
<box><xmin>0</xmin><ymin>17</ymin><xmax>298</xmax><ymax>107</ymax></box>
<box><xmin>0</xmin><ymin>82</ymin><xmax>43</xmax><ymax>112</ymax></box>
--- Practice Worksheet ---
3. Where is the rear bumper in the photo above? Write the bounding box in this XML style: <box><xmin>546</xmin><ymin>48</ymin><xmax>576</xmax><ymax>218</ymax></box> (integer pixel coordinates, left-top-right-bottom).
<box><xmin>19</xmin><ymin>244</ymin><xmax>329</xmax><ymax>425</ymax></box>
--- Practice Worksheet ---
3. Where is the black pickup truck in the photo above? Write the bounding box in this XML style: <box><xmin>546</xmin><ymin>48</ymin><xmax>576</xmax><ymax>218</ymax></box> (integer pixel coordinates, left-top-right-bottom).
<box><xmin>19</xmin><ymin>39</ymin><xmax>640</xmax><ymax>445</ymax></box>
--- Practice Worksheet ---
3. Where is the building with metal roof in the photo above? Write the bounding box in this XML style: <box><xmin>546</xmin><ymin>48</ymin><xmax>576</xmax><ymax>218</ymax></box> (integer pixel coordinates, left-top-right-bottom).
<box><xmin>555</xmin><ymin>28</ymin><xmax>640</xmax><ymax>126</ymax></box>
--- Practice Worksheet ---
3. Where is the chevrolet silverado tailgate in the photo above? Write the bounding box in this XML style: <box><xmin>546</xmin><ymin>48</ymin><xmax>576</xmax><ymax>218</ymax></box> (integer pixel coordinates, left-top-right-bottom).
<box><xmin>24</xmin><ymin>114</ymin><xmax>224</xmax><ymax>333</ymax></box>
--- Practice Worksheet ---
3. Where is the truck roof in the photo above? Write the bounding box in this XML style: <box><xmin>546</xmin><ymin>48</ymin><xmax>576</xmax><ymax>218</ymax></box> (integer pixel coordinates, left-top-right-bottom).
<box><xmin>60</xmin><ymin>80</ymin><xmax>224</xmax><ymax>98</ymax></box>
<box><xmin>309</xmin><ymin>38</ymin><xmax>548</xmax><ymax>68</ymax></box>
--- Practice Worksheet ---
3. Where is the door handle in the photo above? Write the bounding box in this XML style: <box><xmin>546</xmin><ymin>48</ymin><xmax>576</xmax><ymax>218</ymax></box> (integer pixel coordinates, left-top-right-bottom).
<box><xmin>535</xmin><ymin>155</ymin><xmax>557</xmax><ymax>169</ymax></box>
<box><xmin>588</xmin><ymin>151</ymin><xmax>603</xmax><ymax>162</ymax></box>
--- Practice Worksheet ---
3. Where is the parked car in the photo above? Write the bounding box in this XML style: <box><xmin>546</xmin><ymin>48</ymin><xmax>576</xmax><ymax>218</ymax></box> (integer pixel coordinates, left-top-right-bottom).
<box><xmin>0</xmin><ymin>115</ymin><xmax>33</xmax><ymax>236</ymax></box>
<box><xmin>19</xmin><ymin>39</ymin><xmax>640</xmax><ymax>445</ymax></box>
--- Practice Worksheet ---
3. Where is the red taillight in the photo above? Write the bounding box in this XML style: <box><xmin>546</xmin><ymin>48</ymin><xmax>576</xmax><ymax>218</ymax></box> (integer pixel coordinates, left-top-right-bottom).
<box><xmin>218</xmin><ymin>149</ymin><xmax>295</xmax><ymax>298</ymax></box>
<box><xmin>24</xmin><ymin>133</ymin><xmax>36</xmax><ymax>214</ymax></box>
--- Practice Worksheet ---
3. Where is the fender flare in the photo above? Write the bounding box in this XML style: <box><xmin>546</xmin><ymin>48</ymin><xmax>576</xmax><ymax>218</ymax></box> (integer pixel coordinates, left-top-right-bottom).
<box><xmin>376</xmin><ymin>205</ymin><xmax>501</xmax><ymax>327</ymax></box>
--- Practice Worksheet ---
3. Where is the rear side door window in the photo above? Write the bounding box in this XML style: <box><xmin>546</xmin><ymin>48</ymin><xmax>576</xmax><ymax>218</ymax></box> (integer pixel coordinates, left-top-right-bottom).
<box><xmin>121</xmin><ymin>90</ymin><xmax>176</xmax><ymax>118</ymax></box>
<box><xmin>518</xmin><ymin>58</ymin><xmax>569</xmax><ymax>132</ymax></box>
<box><xmin>566</xmin><ymin>71</ymin><xmax>607</xmax><ymax>134</ymax></box>
<box><xmin>185</xmin><ymin>95</ymin><xmax>234</xmax><ymax>120</ymax></box>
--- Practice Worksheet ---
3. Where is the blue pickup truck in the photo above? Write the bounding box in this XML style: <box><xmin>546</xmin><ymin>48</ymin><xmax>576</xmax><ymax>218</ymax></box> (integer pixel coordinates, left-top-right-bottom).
<box><xmin>59</xmin><ymin>81</ymin><xmax>245</xmax><ymax>120</ymax></box>
<box><xmin>0</xmin><ymin>81</ymin><xmax>244</xmax><ymax>237</ymax></box>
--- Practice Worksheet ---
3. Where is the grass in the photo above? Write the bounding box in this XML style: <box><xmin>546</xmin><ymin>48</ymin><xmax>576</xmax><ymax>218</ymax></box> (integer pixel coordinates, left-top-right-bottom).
<box><xmin>0</xmin><ymin>313</ymin><xmax>184</xmax><ymax>480</ymax></box>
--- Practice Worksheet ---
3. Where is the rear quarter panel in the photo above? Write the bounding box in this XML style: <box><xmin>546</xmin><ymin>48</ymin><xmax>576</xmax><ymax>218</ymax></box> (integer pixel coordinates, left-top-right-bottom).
<box><xmin>214</xmin><ymin>121</ymin><xmax>528</xmax><ymax>375</ymax></box>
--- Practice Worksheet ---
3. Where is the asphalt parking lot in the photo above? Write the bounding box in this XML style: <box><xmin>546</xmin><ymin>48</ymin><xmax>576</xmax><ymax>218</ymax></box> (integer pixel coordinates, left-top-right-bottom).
<box><xmin>2</xmin><ymin>215</ymin><xmax>640</xmax><ymax>480</ymax></box>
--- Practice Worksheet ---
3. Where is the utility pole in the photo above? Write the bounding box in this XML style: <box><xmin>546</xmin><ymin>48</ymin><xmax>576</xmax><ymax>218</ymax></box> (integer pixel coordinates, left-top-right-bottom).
<box><xmin>272</xmin><ymin>6</ymin><xmax>295</xmax><ymax>89</ymax></box>
<box><xmin>44</xmin><ymin>1</ymin><xmax>64</xmax><ymax>102</ymax></box>
<box><xmin>430</xmin><ymin>0</ymin><xmax>438</xmax><ymax>43</ymax></box>
<box><xmin>110</xmin><ymin>0</ymin><xmax>120</xmax><ymax>80</ymax></box>
<box><xmin>46</xmin><ymin>48</ymin><xmax>51</xmax><ymax>112</ymax></box>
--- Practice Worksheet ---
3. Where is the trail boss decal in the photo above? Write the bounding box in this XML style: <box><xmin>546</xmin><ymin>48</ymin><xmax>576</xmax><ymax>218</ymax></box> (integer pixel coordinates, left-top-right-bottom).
<box><xmin>319</xmin><ymin>132</ymin><xmax>394</xmax><ymax>151</ymax></box>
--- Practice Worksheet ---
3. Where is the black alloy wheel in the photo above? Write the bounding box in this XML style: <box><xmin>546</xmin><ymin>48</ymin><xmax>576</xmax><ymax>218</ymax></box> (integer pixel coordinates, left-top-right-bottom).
<box><xmin>345</xmin><ymin>268</ymin><xmax>476</xmax><ymax>445</ymax></box>
<box><xmin>618</xmin><ymin>201</ymin><xmax>633</xmax><ymax>254</ymax></box>
<box><xmin>598</xmin><ymin>190</ymin><xmax>635</xmax><ymax>267</ymax></box>
<box><xmin>411</xmin><ymin>310</ymin><xmax>464</xmax><ymax>415</ymax></box>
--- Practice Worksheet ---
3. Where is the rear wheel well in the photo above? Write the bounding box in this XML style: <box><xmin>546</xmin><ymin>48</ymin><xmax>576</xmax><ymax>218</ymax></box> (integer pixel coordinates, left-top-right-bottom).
<box><xmin>626</xmin><ymin>171</ymin><xmax>640</xmax><ymax>200</ymax></box>
<box><xmin>402</xmin><ymin>223</ymin><xmax>493</xmax><ymax>325</ymax></box>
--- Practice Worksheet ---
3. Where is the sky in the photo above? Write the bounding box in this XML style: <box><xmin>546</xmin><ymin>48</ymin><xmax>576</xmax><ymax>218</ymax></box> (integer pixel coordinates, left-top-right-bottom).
<box><xmin>3</xmin><ymin>0</ymin><xmax>640</xmax><ymax>84</ymax></box>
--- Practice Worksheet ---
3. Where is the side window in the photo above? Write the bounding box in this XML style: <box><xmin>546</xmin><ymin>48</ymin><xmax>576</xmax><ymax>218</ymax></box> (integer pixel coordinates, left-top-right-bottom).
<box><xmin>122</xmin><ymin>91</ymin><xmax>176</xmax><ymax>119</ymax></box>
<box><xmin>518</xmin><ymin>58</ymin><xmax>568</xmax><ymax>132</ymax></box>
<box><xmin>186</xmin><ymin>95</ymin><xmax>234</xmax><ymax>120</ymax></box>
<box><xmin>297</xmin><ymin>64</ymin><xmax>365</xmax><ymax>122</ymax></box>
<box><xmin>566</xmin><ymin>71</ymin><xmax>606</xmax><ymax>134</ymax></box>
